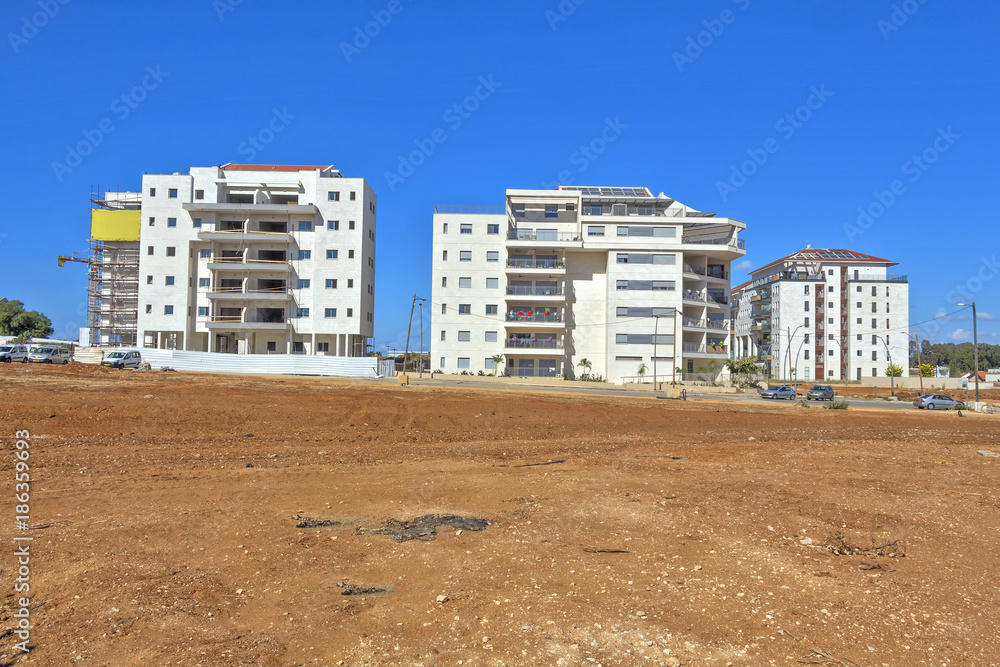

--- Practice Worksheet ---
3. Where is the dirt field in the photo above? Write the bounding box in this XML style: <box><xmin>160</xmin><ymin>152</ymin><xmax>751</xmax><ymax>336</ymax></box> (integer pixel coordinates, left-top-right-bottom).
<box><xmin>2</xmin><ymin>363</ymin><xmax>999</xmax><ymax>667</ymax></box>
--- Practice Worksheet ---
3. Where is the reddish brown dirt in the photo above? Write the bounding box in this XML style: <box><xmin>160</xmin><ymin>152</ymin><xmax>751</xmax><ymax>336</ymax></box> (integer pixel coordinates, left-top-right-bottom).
<box><xmin>1</xmin><ymin>363</ymin><xmax>999</xmax><ymax>666</ymax></box>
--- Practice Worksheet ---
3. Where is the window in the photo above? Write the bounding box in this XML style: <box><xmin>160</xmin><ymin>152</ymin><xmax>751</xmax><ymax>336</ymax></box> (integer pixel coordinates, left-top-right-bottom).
<box><xmin>460</xmin><ymin>251</ymin><xmax>472</xmax><ymax>261</ymax></box>
<box><xmin>485</xmin><ymin>357</ymin><xmax>497</xmax><ymax>370</ymax></box>
<box><xmin>512</xmin><ymin>204</ymin><xmax>525</xmax><ymax>218</ymax></box>
<box><xmin>589</xmin><ymin>204</ymin><xmax>603</xmax><ymax>215</ymax></box>
<box><xmin>299</xmin><ymin>221</ymin><xmax>313</xmax><ymax>232</ymax></box>
<box><xmin>298</xmin><ymin>250</ymin><xmax>311</xmax><ymax>260</ymax></box>
<box><xmin>857</xmin><ymin>286</ymin><xmax>862</xmax><ymax>292</ymax></box>
<box><xmin>347</xmin><ymin>308</ymin><xmax>353</xmax><ymax>317</ymax></box>
<box><xmin>328</xmin><ymin>220</ymin><xmax>339</xmax><ymax>230</ymax></box>
<box><xmin>459</xmin><ymin>304</ymin><xmax>471</xmax><ymax>314</ymax></box>
<box><xmin>296</xmin><ymin>308</ymin><xmax>310</xmax><ymax>318</ymax></box>
<box><xmin>617</xmin><ymin>226</ymin><xmax>675</xmax><ymax>237</ymax></box>
<box><xmin>165</xmin><ymin>276</ymin><xmax>175</xmax><ymax>286</ymax></box>
<box><xmin>828</xmin><ymin>349</ymin><xmax>834</xmax><ymax>357</ymax></box>
<box><xmin>545</xmin><ymin>204</ymin><xmax>558</xmax><ymax>218</ymax></box>
<box><xmin>828</xmin><ymin>317</ymin><xmax>834</xmax><ymax>324</ymax></box>
<box><xmin>325</xmin><ymin>248</ymin><xmax>340</xmax><ymax>260</ymax></box>
<box><xmin>168</xmin><ymin>188</ymin><xmax>177</xmax><ymax>198</ymax></box>
<box><xmin>458</xmin><ymin>331</ymin><xmax>471</xmax><ymax>342</ymax></box>
<box><xmin>872</xmin><ymin>286</ymin><xmax>877</xmax><ymax>297</ymax></box>
<box><xmin>872</xmin><ymin>351</ymin><xmax>878</xmax><ymax>361</ymax></box>
<box><xmin>326</xmin><ymin>279</ymin><xmax>337</xmax><ymax>288</ymax></box>
<box><xmin>146</xmin><ymin>275</ymin><xmax>153</xmax><ymax>285</ymax></box>
<box><xmin>460</xmin><ymin>223</ymin><xmax>473</xmax><ymax>234</ymax></box>
<box><xmin>485</xmin><ymin>304</ymin><xmax>498</xmax><ymax>315</ymax></box>
<box><xmin>145</xmin><ymin>304</ymin><xmax>152</xmax><ymax>314</ymax></box>
<box><xmin>872</xmin><ymin>303</ymin><xmax>877</xmax><ymax>313</ymax></box>
<box><xmin>148</xmin><ymin>246</ymin><xmax>154</xmax><ymax>255</ymax></box>
<box><xmin>485</xmin><ymin>331</ymin><xmax>498</xmax><ymax>342</ymax></box>
<box><xmin>293</xmin><ymin>342</ymin><xmax>305</xmax><ymax>354</ymax></box>
<box><xmin>457</xmin><ymin>358</ymin><xmax>471</xmax><ymax>369</ymax></box>
<box><xmin>828</xmin><ymin>286</ymin><xmax>834</xmax><ymax>293</ymax></box>
<box><xmin>193</xmin><ymin>218</ymin><xmax>202</xmax><ymax>228</ymax></box>
<box><xmin>198</xmin><ymin>307</ymin><xmax>208</xmax><ymax>316</ymax></box>
<box><xmin>804</xmin><ymin>317</ymin><xmax>810</xmax><ymax>327</ymax></box>
<box><xmin>588</xmin><ymin>226</ymin><xmax>605</xmax><ymax>237</ymax></box>
<box><xmin>857</xmin><ymin>318</ymin><xmax>862</xmax><ymax>324</ymax></box>
<box><xmin>350</xmin><ymin>191</ymin><xmax>356</xmax><ymax>201</ymax></box>
<box><xmin>442</xmin><ymin>223</ymin><xmax>448</xmax><ymax>234</ymax></box>
<box><xmin>487</xmin><ymin>224</ymin><xmax>500</xmax><ymax>234</ymax></box>
<box><xmin>615</xmin><ymin>280</ymin><xmax>676</xmax><ymax>291</ymax></box>
<box><xmin>199</xmin><ymin>278</ymin><xmax>210</xmax><ymax>287</ymax></box>
<box><xmin>857</xmin><ymin>334</ymin><xmax>862</xmax><ymax>341</ymax></box>
<box><xmin>805</xmin><ymin>285</ymin><xmax>810</xmax><ymax>296</ymax></box>
<box><xmin>149</xmin><ymin>187</ymin><xmax>155</xmax><ymax>196</ymax></box>
<box><xmin>440</xmin><ymin>357</ymin><xmax>446</xmax><ymax>368</ymax></box>
<box><xmin>857</xmin><ymin>350</ymin><xmax>862</xmax><ymax>356</ymax></box>
<box><xmin>167</xmin><ymin>218</ymin><xmax>177</xmax><ymax>227</ymax></box>
<box><xmin>856</xmin><ymin>302</ymin><xmax>862</xmax><ymax>309</ymax></box>
<box><xmin>827</xmin><ymin>301</ymin><xmax>833</xmax><ymax>309</ymax></box>
<box><xmin>459</xmin><ymin>277</ymin><xmax>472</xmax><ymax>288</ymax></box>
<box><xmin>164</xmin><ymin>305</ymin><xmax>174</xmax><ymax>315</ymax></box>
<box><xmin>348</xmin><ymin>249</ymin><xmax>355</xmax><ymax>259</ymax></box>
<box><xmin>828</xmin><ymin>333</ymin><xmax>834</xmax><ymax>340</ymax></box>
<box><xmin>328</xmin><ymin>192</ymin><xmax>340</xmax><ymax>201</ymax></box>
<box><xmin>317</xmin><ymin>342</ymin><xmax>330</xmax><ymax>352</ymax></box>
<box><xmin>349</xmin><ymin>221</ymin><xmax>355</xmax><ymax>230</ymax></box>
<box><xmin>804</xmin><ymin>333</ymin><xmax>810</xmax><ymax>344</ymax></box>
<box><xmin>166</xmin><ymin>247</ymin><xmax>176</xmax><ymax>257</ymax></box>
<box><xmin>441</xmin><ymin>277</ymin><xmax>447</xmax><ymax>287</ymax></box>
<box><xmin>872</xmin><ymin>335</ymin><xmax>878</xmax><ymax>345</ymax></box>
<box><xmin>297</xmin><ymin>279</ymin><xmax>311</xmax><ymax>289</ymax></box>
<box><xmin>615</xmin><ymin>307</ymin><xmax>675</xmax><ymax>317</ymax></box>
<box><xmin>440</xmin><ymin>330</ymin><xmax>446</xmax><ymax>341</ymax></box>
<box><xmin>325</xmin><ymin>308</ymin><xmax>337</xmax><ymax>318</ymax></box>
<box><xmin>615</xmin><ymin>334</ymin><xmax>674</xmax><ymax>345</ymax></box>
<box><xmin>487</xmin><ymin>251</ymin><xmax>499</xmax><ymax>262</ymax></box>
<box><xmin>872</xmin><ymin>318</ymin><xmax>877</xmax><ymax>328</ymax></box>
<box><xmin>265</xmin><ymin>341</ymin><xmax>277</xmax><ymax>352</ymax></box>
<box><xmin>804</xmin><ymin>301</ymin><xmax>810</xmax><ymax>312</ymax></box>
<box><xmin>615</xmin><ymin>253</ymin><xmax>676</xmax><ymax>265</ymax></box>
<box><xmin>347</xmin><ymin>279</ymin><xmax>354</xmax><ymax>288</ymax></box>
<box><xmin>148</xmin><ymin>217</ymin><xmax>155</xmax><ymax>226</ymax></box>
<box><xmin>442</xmin><ymin>250</ymin><xmax>448</xmax><ymax>261</ymax></box>
<box><xmin>441</xmin><ymin>304</ymin><xmax>447</xmax><ymax>314</ymax></box>
<box><xmin>486</xmin><ymin>277</ymin><xmax>498</xmax><ymax>289</ymax></box>
<box><xmin>567</xmin><ymin>203</ymin><xmax>575</xmax><ymax>211</ymax></box>
<box><xmin>804</xmin><ymin>350</ymin><xmax>810</xmax><ymax>360</ymax></box>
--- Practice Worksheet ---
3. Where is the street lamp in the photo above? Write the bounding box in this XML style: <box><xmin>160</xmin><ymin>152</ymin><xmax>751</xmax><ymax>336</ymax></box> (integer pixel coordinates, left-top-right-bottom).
<box><xmin>783</xmin><ymin>325</ymin><xmax>805</xmax><ymax>384</ymax></box>
<box><xmin>874</xmin><ymin>334</ymin><xmax>894</xmax><ymax>397</ymax></box>
<box><xmin>828</xmin><ymin>336</ymin><xmax>849</xmax><ymax>387</ymax></box>
<box><xmin>792</xmin><ymin>334</ymin><xmax>810</xmax><ymax>394</ymax></box>
<box><xmin>957</xmin><ymin>302</ymin><xmax>980</xmax><ymax>405</ymax></box>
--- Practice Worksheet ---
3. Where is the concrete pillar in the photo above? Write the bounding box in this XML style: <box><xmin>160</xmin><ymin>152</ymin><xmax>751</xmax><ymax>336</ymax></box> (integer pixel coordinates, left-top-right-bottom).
<box><xmin>311</xmin><ymin>333</ymin><xmax>316</xmax><ymax>355</ymax></box>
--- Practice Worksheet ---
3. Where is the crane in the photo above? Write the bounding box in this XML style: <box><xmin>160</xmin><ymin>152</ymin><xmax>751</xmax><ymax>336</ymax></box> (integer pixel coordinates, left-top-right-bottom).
<box><xmin>57</xmin><ymin>253</ymin><xmax>90</xmax><ymax>268</ymax></box>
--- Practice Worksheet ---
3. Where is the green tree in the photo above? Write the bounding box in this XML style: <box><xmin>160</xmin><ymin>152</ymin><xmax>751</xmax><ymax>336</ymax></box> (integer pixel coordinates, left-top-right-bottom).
<box><xmin>577</xmin><ymin>357</ymin><xmax>592</xmax><ymax>380</ymax></box>
<box><xmin>885</xmin><ymin>363</ymin><xmax>904</xmax><ymax>377</ymax></box>
<box><xmin>637</xmin><ymin>362</ymin><xmax>648</xmax><ymax>382</ymax></box>
<box><xmin>0</xmin><ymin>300</ymin><xmax>54</xmax><ymax>342</ymax></box>
<box><xmin>491</xmin><ymin>353</ymin><xmax>504</xmax><ymax>377</ymax></box>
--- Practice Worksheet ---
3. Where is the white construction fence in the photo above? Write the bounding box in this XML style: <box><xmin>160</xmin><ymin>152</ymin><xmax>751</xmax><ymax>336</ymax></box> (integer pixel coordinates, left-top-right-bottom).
<box><xmin>127</xmin><ymin>349</ymin><xmax>384</xmax><ymax>378</ymax></box>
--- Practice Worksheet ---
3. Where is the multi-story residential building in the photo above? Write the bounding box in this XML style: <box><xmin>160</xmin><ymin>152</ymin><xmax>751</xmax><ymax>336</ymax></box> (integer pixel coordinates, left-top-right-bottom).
<box><xmin>431</xmin><ymin>186</ymin><xmax>746</xmax><ymax>384</ymax></box>
<box><xmin>137</xmin><ymin>164</ymin><xmax>376</xmax><ymax>355</ymax></box>
<box><xmin>730</xmin><ymin>247</ymin><xmax>909</xmax><ymax>382</ymax></box>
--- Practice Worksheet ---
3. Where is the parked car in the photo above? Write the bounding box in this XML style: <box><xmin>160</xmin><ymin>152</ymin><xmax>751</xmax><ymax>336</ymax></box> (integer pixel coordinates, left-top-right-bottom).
<box><xmin>913</xmin><ymin>394</ymin><xmax>965</xmax><ymax>410</ymax></box>
<box><xmin>0</xmin><ymin>343</ymin><xmax>29</xmax><ymax>363</ymax></box>
<box><xmin>101</xmin><ymin>350</ymin><xmax>143</xmax><ymax>369</ymax></box>
<box><xmin>27</xmin><ymin>346</ymin><xmax>72</xmax><ymax>364</ymax></box>
<box><xmin>806</xmin><ymin>385</ymin><xmax>835</xmax><ymax>401</ymax></box>
<box><xmin>761</xmin><ymin>385</ymin><xmax>797</xmax><ymax>400</ymax></box>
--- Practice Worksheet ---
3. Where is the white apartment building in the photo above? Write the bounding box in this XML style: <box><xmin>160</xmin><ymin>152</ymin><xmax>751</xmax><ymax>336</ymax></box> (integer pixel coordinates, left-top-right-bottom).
<box><xmin>431</xmin><ymin>186</ymin><xmax>746</xmax><ymax>384</ymax></box>
<box><xmin>137</xmin><ymin>164</ymin><xmax>376</xmax><ymax>355</ymax></box>
<box><xmin>730</xmin><ymin>248</ymin><xmax>909</xmax><ymax>382</ymax></box>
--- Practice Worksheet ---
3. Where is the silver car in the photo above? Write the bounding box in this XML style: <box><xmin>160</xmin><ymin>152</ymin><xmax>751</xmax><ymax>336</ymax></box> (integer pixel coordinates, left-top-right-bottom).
<box><xmin>913</xmin><ymin>394</ymin><xmax>965</xmax><ymax>410</ymax></box>
<box><xmin>101</xmin><ymin>350</ymin><xmax>142</xmax><ymax>369</ymax></box>
<box><xmin>0</xmin><ymin>344</ymin><xmax>29</xmax><ymax>363</ymax></box>
<box><xmin>27</xmin><ymin>346</ymin><xmax>72</xmax><ymax>364</ymax></box>
<box><xmin>761</xmin><ymin>385</ymin><xmax>797</xmax><ymax>400</ymax></box>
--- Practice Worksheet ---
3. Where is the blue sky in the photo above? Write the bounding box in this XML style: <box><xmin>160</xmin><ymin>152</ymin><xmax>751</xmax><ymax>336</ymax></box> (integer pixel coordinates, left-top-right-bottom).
<box><xmin>2</xmin><ymin>0</ymin><xmax>998</xmax><ymax>351</ymax></box>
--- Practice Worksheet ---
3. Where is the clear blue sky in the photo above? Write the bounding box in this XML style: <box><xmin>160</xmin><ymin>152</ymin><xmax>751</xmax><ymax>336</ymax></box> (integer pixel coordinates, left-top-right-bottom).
<box><xmin>2</xmin><ymin>0</ymin><xmax>997</xmax><ymax>351</ymax></box>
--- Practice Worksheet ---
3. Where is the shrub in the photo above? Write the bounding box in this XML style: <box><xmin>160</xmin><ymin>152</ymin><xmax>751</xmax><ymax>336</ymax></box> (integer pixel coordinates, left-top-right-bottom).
<box><xmin>824</xmin><ymin>400</ymin><xmax>850</xmax><ymax>410</ymax></box>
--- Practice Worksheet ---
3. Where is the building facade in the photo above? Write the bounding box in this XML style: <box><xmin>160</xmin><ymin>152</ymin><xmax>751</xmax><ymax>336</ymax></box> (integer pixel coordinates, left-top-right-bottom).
<box><xmin>137</xmin><ymin>164</ymin><xmax>376</xmax><ymax>355</ymax></box>
<box><xmin>730</xmin><ymin>248</ymin><xmax>909</xmax><ymax>382</ymax></box>
<box><xmin>431</xmin><ymin>186</ymin><xmax>746</xmax><ymax>384</ymax></box>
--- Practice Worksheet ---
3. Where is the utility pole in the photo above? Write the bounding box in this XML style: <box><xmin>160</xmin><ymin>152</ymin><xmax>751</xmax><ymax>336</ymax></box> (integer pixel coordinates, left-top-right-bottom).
<box><xmin>403</xmin><ymin>293</ymin><xmax>417</xmax><ymax>374</ymax></box>
<box><xmin>672</xmin><ymin>310</ymin><xmax>679</xmax><ymax>385</ymax></box>
<box><xmin>653</xmin><ymin>315</ymin><xmax>659</xmax><ymax>389</ymax></box>
<box><xmin>786</xmin><ymin>327</ymin><xmax>791</xmax><ymax>384</ymax></box>
<box><xmin>418</xmin><ymin>299</ymin><xmax>425</xmax><ymax>378</ymax></box>
<box><xmin>958</xmin><ymin>302</ymin><xmax>980</xmax><ymax>405</ymax></box>
<box><xmin>914</xmin><ymin>333</ymin><xmax>924</xmax><ymax>394</ymax></box>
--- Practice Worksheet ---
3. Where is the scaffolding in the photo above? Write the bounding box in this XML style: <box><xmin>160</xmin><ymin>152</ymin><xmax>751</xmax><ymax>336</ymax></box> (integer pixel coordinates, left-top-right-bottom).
<box><xmin>87</xmin><ymin>188</ymin><xmax>141</xmax><ymax>347</ymax></box>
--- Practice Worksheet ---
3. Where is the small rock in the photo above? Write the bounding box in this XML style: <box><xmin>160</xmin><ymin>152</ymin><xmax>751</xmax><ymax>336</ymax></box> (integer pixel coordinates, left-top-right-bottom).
<box><xmin>436</xmin><ymin>595</ymin><xmax>448</xmax><ymax>603</ymax></box>
<box><xmin>747</xmin><ymin>437</ymin><xmax>755</xmax><ymax>441</ymax></box>
<box><xmin>800</xmin><ymin>537</ymin><xmax>813</xmax><ymax>545</ymax></box>
<box><xmin>318</xmin><ymin>451</ymin><xmax>328</xmax><ymax>456</ymax></box>
<box><xmin>482</xmin><ymin>636</ymin><xmax>490</xmax><ymax>643</ymax></box>
<box><xmin>236</xmin><ymin>588</ymin><xmax>244</xmax><ymax>595</ymax></box>
<box><xmin>978</xmin><ymin>450</ymin><xmax>998</xmax><ymax>458</ymax></box>
<box><xmin>456</xmin><ymin>530</ymin><xmax>463</xmax><ymax>536</ymax></box>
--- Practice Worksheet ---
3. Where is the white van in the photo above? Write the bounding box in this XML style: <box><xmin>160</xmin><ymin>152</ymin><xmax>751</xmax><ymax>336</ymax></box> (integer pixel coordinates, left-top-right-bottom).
<box><xmin>101</xmin><ymin>350</ymin><xmax>143</xmax><ymax>369</ymax></box>
<box><xmin>0</xmin><ymin>344</ymin><xmax>29</xmax><ymax>363</ymax></box>
<box><xmin>27</xmin><ymin>346</ymin><xmax>73</xmax><ymax>364</ymax></box>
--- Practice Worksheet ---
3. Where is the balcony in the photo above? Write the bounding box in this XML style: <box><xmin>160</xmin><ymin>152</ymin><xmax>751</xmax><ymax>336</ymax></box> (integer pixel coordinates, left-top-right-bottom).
<box><xmin>207</xmin><ymin>257</ymin><xmax>292</xmax><ymax>272</ymax></box>
<box><xmin>849</xmin><ymin>274</ymin><xmax>908</xmax><ymax>283</ymax></box>
<box><xmin>683</xmin><ymin>343</ymin><xmax>729</xmax><ymax>357</ymax></box>
<box><xmin>506</xmin><ymin>286</ymin><xmax>564</xmax><ymax>298</ymax></box>
<box><xmin>505</xmin><ymin>258</ymin><xmax>566</xmax><ymax>275</ymax></box>
<box><xmin>197</xmin><ymin>228</ymin><xmax>293</xmax><ymax>243</ymax></box>
<box><xmin>507</xmin><ymin>230</ymin><xmax>582</xmax><ymax>244</ymax></box>
<box><xmin>505</xmin><ymin>336</ymin><xmax>564</xmax><ymax>351</ymax></box>
<box><xmin>683</xmin><ymin>318</ymin><xmax>730</xmax><ymax>331</ymax></box>
<box><xmin>206</xmin><ymin>288</ymin><xmax>291</xmax><ymax>302</ymax></box>
<box><xmin>506</xmin><ymin>309</ymin><xmax>564</xmax><ymax>329</ymax></box>
<box><xmin>184</xmin><ymin>202</ymin><xmax>317</xmax><ymax>215</ymax></box>
<box><xmin>204</xmin><ymin>315</ymin><xmax>289</xmax><ymax>330</ymax></box>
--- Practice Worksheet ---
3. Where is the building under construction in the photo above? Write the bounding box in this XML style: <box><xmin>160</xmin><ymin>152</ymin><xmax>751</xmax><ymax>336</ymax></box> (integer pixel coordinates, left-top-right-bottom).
<box><xmin>79</xmin><ymin>191</ymin><xmax>141</xmax><ymax>347</ymax></box>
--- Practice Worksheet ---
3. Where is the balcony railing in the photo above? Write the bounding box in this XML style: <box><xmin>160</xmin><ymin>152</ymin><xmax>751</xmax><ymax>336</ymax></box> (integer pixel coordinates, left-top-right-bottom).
<box><xmin>506</xmin><ymin>259</ymin><xmax>565</xmax><ymax>269</ymax></box>
<box><xmin>504</xmin><ymin>367</ymin><xmax>560</xmax><ymax>378</ymax></box>
<box><xmin>683</xmin><ymin>343</ymin><xmax>729</xmax><ymax>355</ymax></box>
<box><xmin>506</xmin><ymin>312</ymin><xmax>563</xmax><ymax>324</ymax></box>
<box><xmin>849</xmin><ymin>274</ymin><xmax>908</xmax><ymax>283</ymax></box>
<box><xmin>208</xmin><ymin>256</ymin><xmax>290</xmax><ymax>266</ymax></box>
<box><xmin>506</xmin><ymin>286</ymin><xmax>563</xmax><ymax>296</ymax></box>
<box><xmin>683</xmin><ymin>318</ymin><xmax>730</xmax><ymax>330</ymax></box>
<box><xmin>505</xmin><ymin>338</ymin><xmax>562</xmax><ymax>350</ymax></box>
<box><xmin>508</xmin><ymin>231</ymin><xmax>581</xmax><ymax>242</ymax></box>
<box><xmin>434</xmin><ymin>204</ymin><xmax>506</xmax><ymax>215</ymax></box>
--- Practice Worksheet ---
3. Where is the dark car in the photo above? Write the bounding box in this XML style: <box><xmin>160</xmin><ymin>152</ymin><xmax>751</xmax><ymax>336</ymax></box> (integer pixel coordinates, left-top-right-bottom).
<box><xmin>806</xmin><ymin>385</ymin><xmax>835</xmax><ymax>401</ymax></box>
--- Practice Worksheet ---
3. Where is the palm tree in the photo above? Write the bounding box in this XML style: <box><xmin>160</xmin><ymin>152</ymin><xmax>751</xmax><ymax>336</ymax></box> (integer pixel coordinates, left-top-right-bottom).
<box><xmin>577</xmin><ymin>358</ymin><xmax>592</xmax><ymax>380</ymax></box>
<box><xmin>637</xmin><ymin>362</ymin><xmax>648</xmax><ymax>383</ymax></box>
<box><xmin>491</xmin><ymin>353</ymin><xmax>504</xmax><ymax>377</ymax></box>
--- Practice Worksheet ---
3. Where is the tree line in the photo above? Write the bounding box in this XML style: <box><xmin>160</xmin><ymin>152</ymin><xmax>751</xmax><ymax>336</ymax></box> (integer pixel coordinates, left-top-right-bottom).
<box><xmin>909</xmin><ymin>340</ymin><xmax>1000</xmax><ymax>376</ymax></box>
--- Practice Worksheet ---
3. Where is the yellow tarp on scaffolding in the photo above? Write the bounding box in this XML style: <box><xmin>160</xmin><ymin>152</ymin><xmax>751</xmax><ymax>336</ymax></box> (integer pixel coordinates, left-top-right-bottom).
<box><xmin>91</xmin><ymin>209</ymin><xmax>141</xmax><ymax>241</ymax></box>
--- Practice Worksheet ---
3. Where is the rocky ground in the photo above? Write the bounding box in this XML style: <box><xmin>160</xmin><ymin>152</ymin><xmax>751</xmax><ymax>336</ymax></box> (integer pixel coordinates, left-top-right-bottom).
<box><xmin>1</xmin><ymin>362</ymin><xmax>998</xmax><ymax>666</ymax></box>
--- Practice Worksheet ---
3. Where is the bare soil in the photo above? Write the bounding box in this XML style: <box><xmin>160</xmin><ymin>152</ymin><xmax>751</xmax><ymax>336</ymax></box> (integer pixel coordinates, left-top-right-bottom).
<box><xmin>2</xmin><ymin>362</ymin><xmax>999</xmax><ymax>666</ymax></box>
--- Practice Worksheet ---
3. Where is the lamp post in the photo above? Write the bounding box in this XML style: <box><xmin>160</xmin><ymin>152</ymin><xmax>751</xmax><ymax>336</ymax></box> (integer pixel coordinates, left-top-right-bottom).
<box><xmin>417</xmin><ymin>298</ymin><xmax>426</xmax><ymax>378</ymax></box>
<box><xmin>792</xmin><ymin>334</ymin><xmax>810</xmax><ymax>394</ymax></box>
<box><xmin>784</xmin><ymin>325</ymin><xmax>805</xmax><ymax>384</ymax></box>
<box><xmin>911</xmin><ymin>333</ymin><xmax>924</xmax><ymax>394</ymax></box>
<box><xmin>875</xmin><ymin>334</ymin><xmax>894</xmax><ymax>397</ymax></box>
<box><xmin>653</xmin><ymin>314</ymin><xmax>660</xmax><ymax>389</ymax></box>
<box><xmin>829</xmin><ymin>336</ymin><xmax>849</xmax><ymax>387</ymax></box>
<box><xmin>958</xmin><ymin>302</ymin><xmax>980</xmax><ymax>405</ymax></box>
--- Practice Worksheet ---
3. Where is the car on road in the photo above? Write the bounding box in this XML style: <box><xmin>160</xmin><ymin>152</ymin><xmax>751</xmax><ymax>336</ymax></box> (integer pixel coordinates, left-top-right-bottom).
<box><xmin>806</xmin><ymin>385</ymin><xmax>835</xmax><ymax>401</ymax></box>
<box><xmin>101</xmin><ymin>350</ymin><xmax>143</xmax><ymax>370</ymax></box>
<box><xmin>0</xmin><ymin>343</ymin><xmax>29</xmax><ymax>363</ymax></box>
<box><xmin>913</xmin><ymin>394</ymin><xmax>965</xmax><ymax>410</ymax></box>
<box><xmin>761</xmin><ymin>385</ymin><xmax>797</xmax><ymax>400</ymax></box>
<box><xmin>27</xmin><ymin>346</ymin><xmax>72</xmax><ymax>364</ymax></box>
